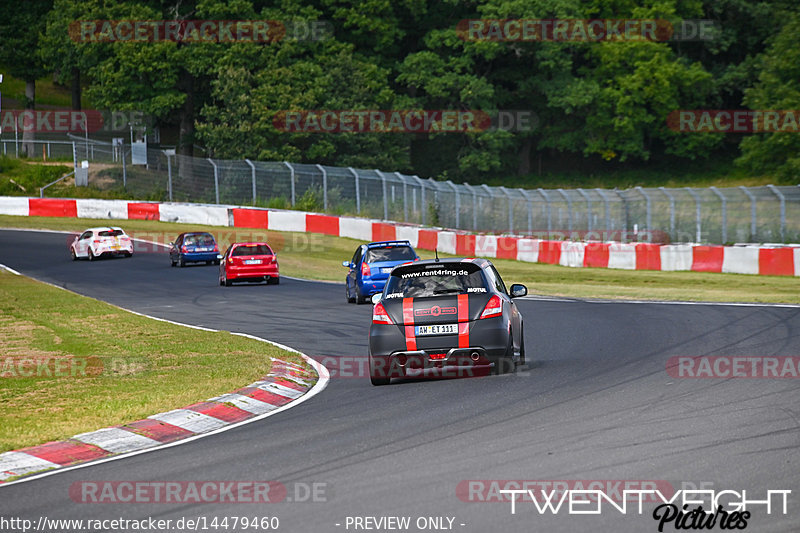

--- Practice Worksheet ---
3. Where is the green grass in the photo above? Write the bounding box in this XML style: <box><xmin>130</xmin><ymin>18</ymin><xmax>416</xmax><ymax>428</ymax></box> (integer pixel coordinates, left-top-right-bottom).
<box><xmin>0</xmin><ymin>269</ymin><xmax>312</xmax><ymax>453</ymax></box>
<box><xmin>0</xmin><ymin>68</ymin><xmax>87</xmax><ymax>108</ymax></box>
<box><xmin>1</xmin><ymin>214</ymin><xmax>798</xmax><ymax>304</ymax></box>
<box><xmin>0</xmin><ymin>158</ymin><xmax>72</xmax><ymax>196</ymax></box>
<box><xmin>481</xmin><ymin>156</ymin><xmax>786</xmax><ymax>190</ymax></box>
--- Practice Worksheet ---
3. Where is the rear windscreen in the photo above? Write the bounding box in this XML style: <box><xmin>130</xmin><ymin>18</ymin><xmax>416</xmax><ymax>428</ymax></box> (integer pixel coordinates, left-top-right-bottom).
<box><xmin>365</xmin><ymin>246</ymin><xmax>416</xmax><ymax>262</ymax></box>
<box><xmin>185</xmin><ymin>233</ymin><xmax>215</xmax><ymax>246</ymax></box>
<box><xmin>384</xmin><ymin>263</ymin><xmax>487</xmax><ymax>298</ymax></box>
<box><xmin>232</xmin><ymin>244</ymin><xmax>273</xmax><ymax>256</ymax></box>
<box><xmin>98</xmin><ymin>230</ymin><xmax>124</xmax><ymax>237</ymax></box>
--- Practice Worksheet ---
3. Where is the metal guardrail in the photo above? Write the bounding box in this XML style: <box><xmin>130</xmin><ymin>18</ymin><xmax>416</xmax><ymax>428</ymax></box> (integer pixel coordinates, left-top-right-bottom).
<box><xmin>3</xmin><ymin>136</ymin><xmax>799</xmax><ymax>244</ymax></box>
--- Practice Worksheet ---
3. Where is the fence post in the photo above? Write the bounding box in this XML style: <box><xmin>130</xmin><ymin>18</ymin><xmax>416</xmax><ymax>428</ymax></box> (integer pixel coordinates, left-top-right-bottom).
<box><xmin>766</xmin><ymin>184</ymin><xmax>786</xmax><ymax>242</ymax></box>
<box><xmin>594</xmin><ymin>188</ymin><xmax>611</xmax><ymax>237</ymax></box>
<box><xmin>282</xmin><ymin>162</ymin><xmax>295</xmax><ymax>206</ymax></box>
<box><xmin>518</xmin><ymin>188</ymin><xmax>534</xmax><ymax>235</ymax></box>
<box><xmin>315</xmin><ymin>164</ymin><xmax>328</xmax><ymax>210</ymax></box>
<box><xmin>576</xmin><ymin>188</ymin><xmax>592</xmax><ymax>232</ymax></box>
<box><xmin>537</xmin><ymin>188</ymin><xmax>552</xmax><ymax>235</ymax></box>
<box><xmin>207</xmin><ymin>158</ymin><xmax>220</xmax><ymax>204</ymax></box>
<box><xmin>658</xmin><ymin>187</ymin><xmax>676</xmax><ymax>241</ymax></box>
<box><xmin>375</xmin><ymin>170</ymin><xmax>389</xmax><ymax>220</ymax></box>
<box><xmin>447</xmin><ymin>181</ymin><xmax>461</xmax><ymax>228</ymax></box>
<box><xmin>684</xmin><ymin>187</ymin><xmax>702</xmax><ymax>243</ymax></box>
<box><xmin>348</xmin><ymin>167</ymin><xmax>360</xmax><ymax>214</ymax></box>
<box><xmin>412</xmin><ymin>175</ymin><xmax>426</xmax><ymax>225</ymax></box>
<box><xmin>709</xmin><ymin>186</ymin><xmax>727</xmax><ymax>244</ymax></box>
<box><xmin>635</xmin><ymin>186</ymin><xmax>651</xmax><ymax>231</ymax></box>
<box><xmin>245</xmin><ymin>159</ymin><xmax>256</xmax><ymax>206</ymax></box>
<box><xmin>556</xmin><ymin>188</ymin><xmax>572</xmax><ymax>233</ymax></box>
<box><xmin>614</xmin><ymin>189</ymin><xmax>629</xmax><ymax>235</ymax></box>
<box><xmin>738</xmin><ymin>186</ymin><xmax>757</xmax><ymax>242</ymax></box>
<box><xmin>163</xmin><ymin>150</ymin><xmax>175</xmax><ymax>202</ymax></box>
<box><xmin>395</xmin><ymin>172</ymin><xmax>408</xmax><ymax>222</ymax></box>
<box><xmin>121</xmin><ymin>143</ymin><xmax>127</xmax><ymax>189</ymax></box>
<box><xmin>498</xmin><ymin>186</ymin><xmax>515</xmax><ymax>233</ymax></box>
<box><xmin>463</xmin><ymin>183</ymin><xmax>479</xmax><ymax>230</ymax></box>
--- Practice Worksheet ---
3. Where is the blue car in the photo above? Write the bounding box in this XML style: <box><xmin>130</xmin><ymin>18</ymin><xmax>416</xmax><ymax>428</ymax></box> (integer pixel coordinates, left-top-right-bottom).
<box><xmin>170</xmin><ymin>232</ymin><xmax>220</xmax><ymax>267</ymax></box>
<box><xmin>343</xmin><ymin>240</ymin><xmax>419</xmax><ymax>304</ymax></box>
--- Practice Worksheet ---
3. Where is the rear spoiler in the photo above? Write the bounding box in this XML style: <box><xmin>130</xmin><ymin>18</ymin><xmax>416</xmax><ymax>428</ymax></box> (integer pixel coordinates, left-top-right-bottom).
<box><xmin>367</xmin><ymin>240</ymin><xmax>411</xmax><ymax>248</ymax></box>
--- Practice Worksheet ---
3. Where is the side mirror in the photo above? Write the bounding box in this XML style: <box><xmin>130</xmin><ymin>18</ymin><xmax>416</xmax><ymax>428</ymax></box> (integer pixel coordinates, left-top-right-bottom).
<box><xmin>509</xmin><ymin>284</ymin><xmax>528</xmax><ymax>298</ymax></box>
<box><xmin>371</xmin><ymin>293</ymin><xmax>382</xmax><ymax>305</ymax></box>
<box><xmin>342</xmin><ymin>261</ymin><xmax>352</xmax><ymax>268</ymax></box>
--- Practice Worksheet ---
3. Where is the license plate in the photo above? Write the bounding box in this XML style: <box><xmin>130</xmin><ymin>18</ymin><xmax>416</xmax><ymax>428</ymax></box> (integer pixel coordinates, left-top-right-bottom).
<box><xmin>381</xmin><ymin>267</ymin><xmax>393</xmax><ymax>274</ymax></box>
<box><xmin>111</xmin><ymin>245</ymin><xmax>121</xmax><ymax>250</ymax></box>
<box><xmin>415</xmin><ymin>324</ymin><xmax>458</xmax><ymax>336</ymax></box>
<box><xmin>196</xmin><ymin>247</ymin><xmax>210</xmax><ymax>252</ymax></box>
<box><xmin>244</xmin><ymin>259</ymin><xmax>262</xmax><ymax>265</ymax></box>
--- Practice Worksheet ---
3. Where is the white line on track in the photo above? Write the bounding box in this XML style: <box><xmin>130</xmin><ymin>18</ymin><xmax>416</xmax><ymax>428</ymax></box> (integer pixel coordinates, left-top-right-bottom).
<box><xmin>520</xmin><ymin>294</ymin><xmax>800</xmax><ymax>309</ymax></box>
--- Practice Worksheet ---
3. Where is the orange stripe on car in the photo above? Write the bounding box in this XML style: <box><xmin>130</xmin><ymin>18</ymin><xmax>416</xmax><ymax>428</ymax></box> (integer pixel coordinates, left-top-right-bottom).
<box><xmin>458</xmin><ymin>293</ymin><xmax>470</xmax><ymax>348</ymax></box>
<box><xmin>403</xmin><ymin>297</ymin><xmax>417</xmax><ymax>351</ymax></box>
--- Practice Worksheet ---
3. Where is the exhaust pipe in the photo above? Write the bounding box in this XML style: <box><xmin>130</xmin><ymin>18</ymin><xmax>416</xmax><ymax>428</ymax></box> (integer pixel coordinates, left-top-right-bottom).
<box><xmin>397</xmin><ymin>354</ymin><xmax>408</xmax><ymax>367</ymax></box>
<box><xmin>470</xmin><ymin>352</ymin><xmax>480</xmax><ymax>362</ymax></box>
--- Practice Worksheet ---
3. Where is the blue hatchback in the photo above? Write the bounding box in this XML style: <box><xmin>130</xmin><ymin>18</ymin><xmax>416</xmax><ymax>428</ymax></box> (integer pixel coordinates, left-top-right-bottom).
<box><xmin>343</xmin><ymin>240</ymin><xmax>419</xmax><ymax>304</ymax></box>
<box><xmin>170</xmin><ymin>232</ymin><xmax>220</xmax><ymax>267</ymax></box>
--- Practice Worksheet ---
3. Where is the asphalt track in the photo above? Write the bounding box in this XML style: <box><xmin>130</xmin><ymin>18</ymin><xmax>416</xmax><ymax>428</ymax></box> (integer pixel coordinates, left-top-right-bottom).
<box><xmin>1</xmin><ymin>228</ymin><xmax>799</xmax><ymax>533</ymax></box>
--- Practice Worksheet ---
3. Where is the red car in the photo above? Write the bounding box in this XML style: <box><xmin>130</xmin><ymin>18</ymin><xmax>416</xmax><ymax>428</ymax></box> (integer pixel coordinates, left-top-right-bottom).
<box><xmin>219</xmin><ymin>242</ymin><xmax>279</xmax><ymax>286</ymax></box>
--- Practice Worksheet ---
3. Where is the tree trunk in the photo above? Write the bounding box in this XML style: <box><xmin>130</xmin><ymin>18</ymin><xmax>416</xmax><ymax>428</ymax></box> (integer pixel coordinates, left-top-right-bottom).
<box><xmin>178</xmin><ymin>71</ymin><xmax>194</xmax><ymax>158</ymax></box>
<box><xmin>21</xmin><ymin>80</ymin><xmax>35</xmax><ymax>157</ymax></box>
<box><xmin>517</xmin><ymin>136</ymin><xmax>532</xmax><ymax>176</ymax></box>
<box><xmin>71</xmin><ymin>67</ymin><xmax>81</xmax><ymax>110</ymax></box>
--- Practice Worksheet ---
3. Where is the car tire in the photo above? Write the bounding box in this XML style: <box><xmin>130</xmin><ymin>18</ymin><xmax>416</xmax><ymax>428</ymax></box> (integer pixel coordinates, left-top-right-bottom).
<box><xmin>88</xmin><ymin>248</ymin><xmax>96</xmax><ymax>261</ymax></box>
<box><xmin>267</xmin><ymin>276</ymin><xmax>280</xmax><ymax>285</ymax></box>
<box><xmin>518</xmin><ymin>333</ymin><xmax>526</xmax><ymax>366</ymax></box>
<box><xmin>178</xmin><ymin>257</ymin><xmax>185</xmax><ymax>268</ymax></box>
<box><xmin>346</xmin><ymin>284</ymin><xmax>356</xmax><ymax>303</ymax></box>
<box><xmin>355</xmin><ymin>286</ymin><xmax>368</xmax><ymax>305</ymax></box>
<box><xmin>171</xmin><ymin>259</ymin><xmax>176</xmax><ymax>267</ymax></box>
<box><xmin>369</xmin><ymin>357</ymin><xmax>390</xmax><ymax>386</ymax></box>
<box><xmin>124</xmin><ymin>252</ymin><xmax>133</xmax><ymax>258</ymax></box>
<box><xmin>70</xmin><ymin>246</ymin><xmax>77</xmax><ymax>261</ymax></box>
<box><xmin>493</xmin><ymin>336</ymin><xmax>515</xmax><ymax>375</ymax></box>
<box><xmin>206</xmin><ymin>260</ymin><xmax>213</xmax><ymax>265</ymax></box>
<box><xmin>224</xmin><ymin>273</ymin><xmax>232</xmax><ymax>286</ymax></box>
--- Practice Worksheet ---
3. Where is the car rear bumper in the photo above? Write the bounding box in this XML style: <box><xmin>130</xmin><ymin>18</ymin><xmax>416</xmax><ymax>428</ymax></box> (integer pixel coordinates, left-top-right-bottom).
<box><xmin>180</xmin><ymin>252</ymin><xmax>218</xmax><ymax>262</ymax></box>
<box><xmin>357</xmin><ymin>279</ymin><xmax>387</xmax><ymax>296</ymax></box>
<box><xmin>369</xmin><ymin>317</ymin><xmax>510</xmax><ymax>376</ymax></box>
<box><xmin>95</xmin><ymin>244</ymin><xmax>133</xmax><ymax>255</ymax></box>
<box><xmin>226</xmin><ymin>264</ymin><xmax>279</xmax><ymax>280</ymax></box>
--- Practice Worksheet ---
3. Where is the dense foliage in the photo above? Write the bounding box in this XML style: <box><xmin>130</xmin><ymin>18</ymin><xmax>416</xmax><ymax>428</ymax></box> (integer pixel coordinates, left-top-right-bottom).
<box><xmin>5</xmin><ymin>0</ymin><xmax>796</xmax><ymax>181</ymax></box>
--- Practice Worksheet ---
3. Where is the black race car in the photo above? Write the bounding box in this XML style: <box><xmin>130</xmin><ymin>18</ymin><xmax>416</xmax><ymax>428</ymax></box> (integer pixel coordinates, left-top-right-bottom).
<box><xmin>368</xmin><ymin>258</ymin><xmax>527</xmax><ymax>385</ymax></box>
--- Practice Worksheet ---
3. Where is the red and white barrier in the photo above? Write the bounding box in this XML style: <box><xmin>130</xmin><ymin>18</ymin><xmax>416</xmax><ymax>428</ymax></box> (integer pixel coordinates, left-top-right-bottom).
<box><xmin>1</xmin><ymin>196</ymin><xmax>798</xmax><ymax>277</ymax></box>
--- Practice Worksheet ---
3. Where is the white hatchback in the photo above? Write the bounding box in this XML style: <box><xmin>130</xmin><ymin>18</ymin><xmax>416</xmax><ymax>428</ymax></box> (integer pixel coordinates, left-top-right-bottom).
<box><xmin>70</xmin><ymin>227</ymin><xmax>134</xmax><ymax>261</ymax></box>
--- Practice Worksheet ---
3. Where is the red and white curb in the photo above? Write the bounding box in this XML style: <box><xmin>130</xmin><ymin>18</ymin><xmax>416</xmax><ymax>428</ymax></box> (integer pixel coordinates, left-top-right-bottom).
<box><xmin>2</xmin><ymin>196</ymin><xmax>799</xmax><ymax>276</ymax></box>
<box><xmin>0</xmin><ymin>276</ymin><xmax>328</xmax><ymax>485</ymax></box>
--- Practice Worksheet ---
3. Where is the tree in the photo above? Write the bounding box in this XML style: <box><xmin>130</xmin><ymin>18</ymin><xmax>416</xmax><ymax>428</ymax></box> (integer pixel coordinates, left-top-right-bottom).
<box><xmin>0</xmin><ymin>0</ymin><xmax>53</xmax><ymax>155</ymax></box>
<box><xmin>736</xmin><ymin>6</ymin><xmax>800</xmax><ymax>180</ymax></box>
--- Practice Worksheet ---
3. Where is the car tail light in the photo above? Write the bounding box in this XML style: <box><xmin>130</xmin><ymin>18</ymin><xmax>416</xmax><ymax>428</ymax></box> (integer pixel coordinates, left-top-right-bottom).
<box><xmin>213</xmin><ymin>243</ymin><xmax>219</xmax><ymax>252</ymax></box>
<box><xmin>93</xmin><ymin>240</ymin><xmax>100</xmax><ymax>244</ymax></box>
<box><xmin>479</xmin><ymin>295</ymin><xmax>503</xmax><ymax>319</ymax></box>
<box><xmin>361</xmin><ymin>262</ymin><xmax>371</xmax><ymax>277</ymax></box>
<box><xmin>372</xmin><ymin>302</ymin><xmax>392</xmax><ymax>324</ymax></box>
<box><xmin>270</xmin><ymin>255</ymin><xmax>277</xmax><ymax>263</ymax></box>
<box><xmin>181</xmin><ymin>245</ymin><xmax>188</xmax><ymax>253</ymax></box>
